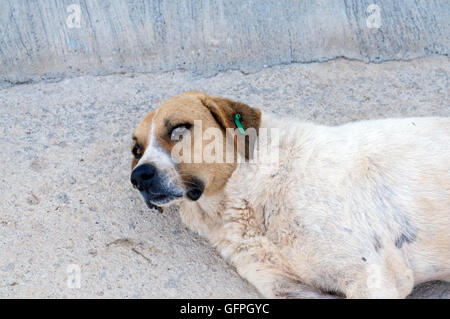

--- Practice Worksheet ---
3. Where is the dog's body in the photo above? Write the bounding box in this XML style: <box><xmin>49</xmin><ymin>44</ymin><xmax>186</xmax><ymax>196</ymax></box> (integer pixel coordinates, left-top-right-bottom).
<box><xmin>131</xmin><ymin>91</ymin><xmax>450</xmax><ymax>298</ymax></box>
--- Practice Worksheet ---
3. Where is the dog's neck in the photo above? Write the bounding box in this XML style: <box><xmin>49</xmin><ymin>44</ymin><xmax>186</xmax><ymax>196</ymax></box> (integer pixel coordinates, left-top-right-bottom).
<box><xmin>178</xmin><ymin>190</ymin><xmax>226</xmax><ymax>241</ymax></box>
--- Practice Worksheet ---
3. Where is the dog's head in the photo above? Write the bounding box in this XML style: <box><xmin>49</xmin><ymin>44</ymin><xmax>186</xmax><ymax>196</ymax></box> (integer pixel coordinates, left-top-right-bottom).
<box><xmin>130</xmin><ymin>91</ymin><xmax>261</xmax><ymax>210</ymax></box>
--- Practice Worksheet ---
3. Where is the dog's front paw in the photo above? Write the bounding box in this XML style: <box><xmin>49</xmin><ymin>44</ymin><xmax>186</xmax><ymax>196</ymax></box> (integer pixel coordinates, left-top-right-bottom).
<box><xmin>272</xmin><ymin>280</ymin><xmax>342</xmax><ymax>299</ymax></box>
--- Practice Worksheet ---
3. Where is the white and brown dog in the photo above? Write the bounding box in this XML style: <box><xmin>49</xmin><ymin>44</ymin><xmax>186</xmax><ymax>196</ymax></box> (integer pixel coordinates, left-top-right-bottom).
<box><xmin>130</xmin><ymin>90</ymin><xmax>449</xmax><ymax>298</ymax></box>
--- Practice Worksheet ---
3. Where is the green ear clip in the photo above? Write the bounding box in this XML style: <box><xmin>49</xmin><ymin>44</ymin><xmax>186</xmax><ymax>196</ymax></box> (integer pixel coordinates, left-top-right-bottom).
<box><xmin>234</xmin><ymin>113</ymin><xmax>245</xmax><ymax>134</ymax></box>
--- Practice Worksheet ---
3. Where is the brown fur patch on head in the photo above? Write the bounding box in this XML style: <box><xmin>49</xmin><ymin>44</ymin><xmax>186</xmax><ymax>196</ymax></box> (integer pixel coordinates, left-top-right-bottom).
<box><xmin>131</xmin><ymin>91</ymin><xmax>262</xmax><ymax>197</ymax></box>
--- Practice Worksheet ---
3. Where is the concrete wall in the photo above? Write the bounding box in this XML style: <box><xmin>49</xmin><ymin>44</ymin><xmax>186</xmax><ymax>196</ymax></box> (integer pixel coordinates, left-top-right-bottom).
<box><xmin>0</xmin><ymin>0</ymin><xmax>449</xmax><ymax>84</ymax></box>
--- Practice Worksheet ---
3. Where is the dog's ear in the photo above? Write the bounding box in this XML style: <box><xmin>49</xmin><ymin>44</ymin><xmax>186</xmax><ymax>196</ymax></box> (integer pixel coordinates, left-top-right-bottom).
<box><xmin>200</xmin><ymin>96</ymin><xmax>261</xmax><ymax>132</ymax></box>
<box><xmin>200</xmin><ymin>95</ymin><xmax>261</xmax><ymax>161</ymax></box>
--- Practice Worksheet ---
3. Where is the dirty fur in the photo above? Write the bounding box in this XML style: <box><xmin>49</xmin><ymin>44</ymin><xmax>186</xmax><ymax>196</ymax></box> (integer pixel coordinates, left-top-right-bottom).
<box><xmin>132</xmin><ymin>91</ymin><xmax>450</xmax><ymax>298</ymax></box>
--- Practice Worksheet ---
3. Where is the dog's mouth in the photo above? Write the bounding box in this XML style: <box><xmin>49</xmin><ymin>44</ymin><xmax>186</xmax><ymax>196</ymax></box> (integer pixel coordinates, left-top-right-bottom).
<box><xmin>140</xmin><ymin>184</ymin><xmax>202</xmax><ymax>210</ymax></box>
<box><xmin>142</xmin><ymin>176</ymin><xmax>205</xmax><ymax>205</ymax></box>
<box><xmin>140</xmin><ymin>190</ymin><xmax>183</xmax><ymax>210</ymax></box>
<box><xmin>131</xmin><ymin>167</ymin><xmax>205</xmax><ymax>210</ymax></box>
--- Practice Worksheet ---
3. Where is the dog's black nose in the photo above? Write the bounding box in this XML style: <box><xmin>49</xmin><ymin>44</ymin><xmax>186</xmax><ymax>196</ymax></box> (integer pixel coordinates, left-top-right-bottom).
<box><xmin>131</xmin><ymin>163</ymin><xmax>156</xmax><ymax>190</ymax></box>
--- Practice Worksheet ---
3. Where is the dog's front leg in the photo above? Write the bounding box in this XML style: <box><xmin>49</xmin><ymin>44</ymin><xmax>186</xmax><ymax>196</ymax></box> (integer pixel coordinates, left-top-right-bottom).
<box><xmin>216</xmin><ymin>235</ymin><xmax>338</xmax><ymax>299</ymax></box>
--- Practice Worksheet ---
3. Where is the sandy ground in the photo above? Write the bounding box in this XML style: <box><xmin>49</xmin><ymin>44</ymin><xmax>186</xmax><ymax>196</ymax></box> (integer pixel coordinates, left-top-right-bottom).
<box><xmin>0</xmin><ymin>56</ymin><xmax>449</xmax><ymax>298</ymax></box>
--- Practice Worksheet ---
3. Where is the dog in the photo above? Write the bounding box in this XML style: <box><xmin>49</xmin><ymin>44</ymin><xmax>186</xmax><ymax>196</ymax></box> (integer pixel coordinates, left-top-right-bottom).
<box><xmin>130</xmin><ymin>90</ymin><xmax>449</xmax><ymax>298</ymax></box>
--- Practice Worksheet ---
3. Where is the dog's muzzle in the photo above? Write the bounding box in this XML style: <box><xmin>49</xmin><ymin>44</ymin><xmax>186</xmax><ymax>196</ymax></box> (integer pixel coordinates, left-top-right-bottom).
<box><xmin>131</xmin><ymin>163</ymin><xmax>182</xmax><ymax>209</ymax></box>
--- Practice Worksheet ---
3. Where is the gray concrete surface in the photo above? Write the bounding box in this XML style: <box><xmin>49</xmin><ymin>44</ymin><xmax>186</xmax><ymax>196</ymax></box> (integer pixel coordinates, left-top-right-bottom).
<box><xmin>0</xmin><ymin>56</ymin><xmax>449</xmax><ymax>298</ymax></box>
<box><xmin>1</xmin><ymin>0</ymin><xmax>449</xmax><ymax>86</ymax></box>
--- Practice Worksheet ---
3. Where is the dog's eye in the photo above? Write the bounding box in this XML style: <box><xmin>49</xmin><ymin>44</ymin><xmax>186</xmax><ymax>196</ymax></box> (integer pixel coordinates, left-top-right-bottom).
<box><xmin>132</xmin><ymin>144</ymin><xmax>143</xmax><ymax>159</ymax></box>
<box><xmin>170</xmin><ymin>124</ymin><xmax>191</xmax><ymax>141</ymax></box>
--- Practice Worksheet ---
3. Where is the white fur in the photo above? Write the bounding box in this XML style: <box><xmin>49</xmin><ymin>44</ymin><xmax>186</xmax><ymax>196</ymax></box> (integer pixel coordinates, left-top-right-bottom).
<box><xmin>140</xmin><ymin>111</ymin><xmax>174</xmax><ymax>168</ymax></box>
<box><xmin>137</xmin><ymin>111</ymin><xmax>185</xmax><ymax>200</ymax></box>
<box><xmin>176</xmin><ymin>115</ymin><xmax>449</xmax><ymax>298</ymax></box>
